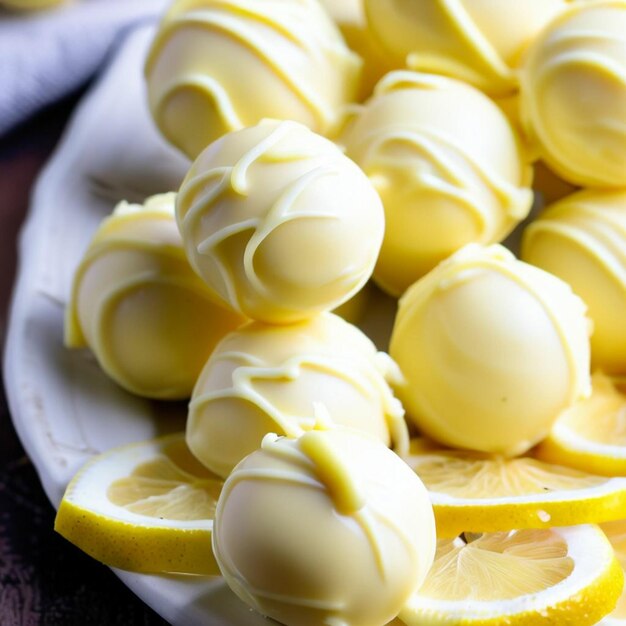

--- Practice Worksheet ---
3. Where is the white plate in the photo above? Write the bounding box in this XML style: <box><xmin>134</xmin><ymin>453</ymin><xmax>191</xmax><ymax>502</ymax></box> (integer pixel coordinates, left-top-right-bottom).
<box><xmin>3</xmin><ymin>24</ymin><xmax>399</xmax><ymax>626</ymax></box>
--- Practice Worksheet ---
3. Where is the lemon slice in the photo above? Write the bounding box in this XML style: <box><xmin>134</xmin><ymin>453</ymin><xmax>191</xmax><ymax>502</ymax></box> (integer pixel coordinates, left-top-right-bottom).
<box><xmin>403</xmin><ymin>439</ymin><xmax>626</xmax><ymax>536</ymax></box>
<box><xmin>601</xmin><ymin>520</ymin><xmax>626</xmax><ymax>625</ymax></box>
<box><xmin>536</xmin><ymin>372</ymin><xmax>626</xmax><ymax>476</ymax></box>
<box><xmin>54</xmin><ymin>433</ymin><xmax>223</xmax><ymax>575</ymax></box>
<box><xmin>401</xmin><ymin>525</ymin><xmax>623</xmax><ymax>626</ymax></box>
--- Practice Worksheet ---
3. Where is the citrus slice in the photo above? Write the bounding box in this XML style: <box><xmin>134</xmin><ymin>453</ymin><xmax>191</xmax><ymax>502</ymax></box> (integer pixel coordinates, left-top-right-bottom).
<box><xmin>54</xmin><ymin>433</ymin><xmax>223</xmax><ymax>575</ymax></box>
<box><xmin>536</xmin><ymin>372</ymin><xmax>626</xmax><ymax>476</ymax></box>
<box><xmin>400</xmin><ymin>525</ymin><xmax>623</xmax><ymax>626</ymax></box>
<box><xmin>601</xmin><ymin>520</ymin><xmax>626</xmax><ymax>625</ymax></box>
<box><xmin>403</xmin><ymin>439</ymin><xmax>626</xmax><ymax>536</ymax></box>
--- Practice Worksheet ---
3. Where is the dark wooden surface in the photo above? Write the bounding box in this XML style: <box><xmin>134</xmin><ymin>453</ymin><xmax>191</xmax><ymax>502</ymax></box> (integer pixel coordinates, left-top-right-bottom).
<box><xmin>0</xmin><ymin>96</ymin><xmax>168</xmax><ymax>626</ymax></box>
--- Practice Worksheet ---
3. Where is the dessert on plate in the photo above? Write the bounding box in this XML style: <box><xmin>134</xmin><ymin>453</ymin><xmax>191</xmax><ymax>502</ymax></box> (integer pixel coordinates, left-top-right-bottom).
<box><xmin>47</xmin><ymin>0</ymin><xmax>626</xmax><ymax>624</ymax></box>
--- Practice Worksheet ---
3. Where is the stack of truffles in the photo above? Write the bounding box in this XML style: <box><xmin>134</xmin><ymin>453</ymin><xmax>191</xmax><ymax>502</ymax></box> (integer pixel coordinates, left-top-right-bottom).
<box><xmin>58</xmin><ymin>1</ymin><xmax>626</xmax><ymax>626</ymax></box>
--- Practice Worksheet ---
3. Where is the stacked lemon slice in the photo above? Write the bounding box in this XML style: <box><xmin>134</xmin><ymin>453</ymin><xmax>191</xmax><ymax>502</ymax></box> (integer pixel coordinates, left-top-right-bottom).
<box><xmin>399</xmin><ymin>439</ymin><xmax>626</xmax><ymax>625</ymax></box>
<box><xmin>401</xmin><ymin>526</ymin><xmax>621</xmax><ymax>626</ymax></box>
<box><xmin>602</xmin><ymin>520</ymin><xmax>626</xmax><ymax>626</ymax></box>
<box><xmin>397</xmin><ymin>371</ymin><xmax>626</xmax><ymax>625</ymax></box>
<box><xmin>536</xmin><ymin>373</ymin><xmax>626</xmax><ymax>477</ymax></box>
<box><xmin>404</xmin><ymin>438</ymin><xmax>626</xmax><ymax>537</ymax></box>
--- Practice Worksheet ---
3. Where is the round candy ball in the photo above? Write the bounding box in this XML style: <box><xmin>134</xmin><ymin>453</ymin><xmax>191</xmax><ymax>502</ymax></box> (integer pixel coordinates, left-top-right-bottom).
<box><xmin>176</xmin><ymin>119</ymin><xmax>385</xmax><ymax>323</ymax></box>
<box><xmin>187</xmin><ymin>312</ymin><xmax>408</xmax><ymax>478</ymax></box>
<box><xmin>520</xmin><ymin>0</ymin><xmax>626</xmax><ymax>187</ymax></box>
<box><xmin>145</xmin><ymin>0</ymin><xmax>361</xmax><ymax>159</ymax></box>
<box><xmin>66</xmin><ymin>194</ymin><xmax>244</xmax><ymax>399</ymax></box>
<box><xmin>213</xmin><ymin>428</ymin><xmax>436</xmax><ymax>626</ymax></box>
<box><xmin>522</xmin><ymin>189</ymin><xmax>626</xmax><ymax>375</ymax></box>
<box><xmin>343</xmin><ymin>71</ymin><xmax>533</xmax><ymax>297</ymax></box>
<box><xmin>390</xmin><ymin>244</ymin><xmax>591</xmax><ymax>456</ymax></box>
<box><xmin>364</xmin><ymin>0</ymin><xmax>566</xmax><ymax>95</ymax></box>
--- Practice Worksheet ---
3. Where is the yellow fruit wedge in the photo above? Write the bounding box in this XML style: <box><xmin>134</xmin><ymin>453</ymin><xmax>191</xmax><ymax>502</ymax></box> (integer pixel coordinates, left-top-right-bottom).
<box><xmin>402</xmin><ymin>439</ymin><xmax>626</xmax><ymax>536</ymax></box>
<box><xmin>536</xmin><ymin>372</ymin><xmax>626</xmax><ymax>476</ymax></box>
<box><xmin>400</xmin><ymin>525</ymin><xmax>623</xmax><ymax>626</ymax></box>
<box><xmin>54</xmin><ymin>433</ymin><xmax>223</xmax><ymax>575</ymax></box>
<box><xmin>600</xmin><ymin>520</ymin><xmax>626</xmax><ymax>625</ymax></box>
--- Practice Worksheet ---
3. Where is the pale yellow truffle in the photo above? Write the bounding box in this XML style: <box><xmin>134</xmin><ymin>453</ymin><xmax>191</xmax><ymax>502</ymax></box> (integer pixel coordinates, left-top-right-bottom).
<box><xmin>176</xmin><ymin>119</ymin><xmax>385</xmax><ymax>323</ymax></box>
<box><xmin>390</xmin><ymin>244</ymin><xmax>591</xmax><ymax>456</ymax></box>
<box><xmin>522</xmin><ymin>189</ymin><xmax>626</xmax><ymax>375</ymax></box>
<box><xmin>364</xmin><ymin>0</ymin><xmax>566</xmax><ymax>96</ymax></box>
<box><xmin>65</xmin><ymin>194</ymin><xmax>244</xmax><ymax>399</ymax></box>
<box><xmin>145</xmin><ymin>0</ymin><xmax>361</xmax><ymax>159</ymax></box>
<box><xmin>520</xmin><ymin>0</ymin><xmax>626</xmax><ymax>188</ymax></box>
<box><xmin>187</xmin><ymin>312</ymin><xmax>408</xmax><ymax>478</ymax></box>
<box><xmin>213</xmin><ymin>428</ymin><xmax>436</xmax><ymax>626</ymax></box>
<box><xmin>343</xmin><ymin>71</ymin><xmax>533</xmax><ymax>297</ymax></box>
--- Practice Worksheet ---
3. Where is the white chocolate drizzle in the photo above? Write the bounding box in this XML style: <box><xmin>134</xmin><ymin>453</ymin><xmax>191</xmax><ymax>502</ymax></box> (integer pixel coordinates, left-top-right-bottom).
<box><xmin>177</xmin><ymin>122</ymin><xmax>365</xmax><ymax>316</ymax></box>
<box><xmin>146</xmin><ymin>0</ymin><xmax>360</xmax><ymax>142</ymax></box>
<box><xmin>190</xmin><ymin>347</ymin><xmax>408</xmax><ymax>453</ymax></box>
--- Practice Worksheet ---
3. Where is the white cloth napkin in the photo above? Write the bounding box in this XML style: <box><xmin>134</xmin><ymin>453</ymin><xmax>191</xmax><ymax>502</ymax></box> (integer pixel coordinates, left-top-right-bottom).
<box><xmin>0</xmin><ymin>0</ymin><xmax>169</xmax><ymax>135</ymax></box>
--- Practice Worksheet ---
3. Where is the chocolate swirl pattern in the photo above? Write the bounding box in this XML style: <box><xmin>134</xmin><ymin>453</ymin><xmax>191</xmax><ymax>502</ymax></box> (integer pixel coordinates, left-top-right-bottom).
<box><xmin>187</xmin><ymin>312</ymin><xmax>408</xmax><ymax>478</ymax></box>
<box><xmin>212</xmin><ymin>429</ymin><xmax>436</xmax><ymax>626</ymax></box>
<box><xmin>176</xmin><ymin>120</ymin><xmax>385</xmax><ymax>323</ymax></box>
<box><xmin>344</xmin><ymin>71</ymin><xmax>533</xmax><ymax>296</ymax></box>
<box><xmin>145</xmin><ymin>0</ymin><xmax>361</xmax><ymax>158</ymax></box>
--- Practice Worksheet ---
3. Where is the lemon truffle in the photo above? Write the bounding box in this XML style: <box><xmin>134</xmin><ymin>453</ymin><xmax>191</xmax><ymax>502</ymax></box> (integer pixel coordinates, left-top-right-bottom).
<box><xmin>145</xmin><ymin>0</ymin><xmax>361</xmax><ymax>159</ymax></box>
<box><xmin>363</xmin><ymin>0</ymin><xmax>566</xmax><ymax>96</ymax></box>
<box><xmin>213</xmin><ymin>428</ymin><xmax>436</xmax><ymax>626</ymax></box>
<box><xmin>522</xmin><ymin>189</ymin><xmax>626</xmax><ymax>375</ymax></box>
<box><xmin>65</xmin><ymin>193</ymin><xmax>244</xmax><ymax>399</ymax></box>
<box><xmin>176</xmin><ymin>119</ymin><xmax>385</xmax><ymax>323</ymax></box>
<box><xmin>390</xmin><ymin>244</ymin><xmax>591</xmax><ymax>456</ymax></box>
<box><xmin>187</xmin><ymin>312</ymin><xmax>408</xmax><ymax>478</ymax></box>
<box><xmin>520</xmin><ymin>0</ymin><xmax>626</xmax><ymax>188</ymax></box>
<box><xmin>343</xmin><ymin>71</ymin><xmax>533</xmax><ymax>297</ymax></box>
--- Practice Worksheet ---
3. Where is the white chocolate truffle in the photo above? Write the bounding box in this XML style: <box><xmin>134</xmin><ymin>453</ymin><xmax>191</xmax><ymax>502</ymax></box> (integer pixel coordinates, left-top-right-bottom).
<box><xmin>364</xmin><ymin>0</ymin><xmax>566</xmax><ymax>96</ymax></box>
<box><xmin>145</xmin><ymin>0</ymin><xmax>361</xmax><ymax>159</ymax></box>
<box><xmin>343</xmin><ymin>72</ymin><xmax>533</xmax><ymax>297</ymax></box>
<box><xmin>66</xmin><ymin>194</ymin><xmax>244</xmax><ymax>399</ymax></box>
<box><xmin>520</xmin><ymin>1</ymin><xmax>626</xmax><ymax>188</ymax></box>
<box><xmin>176</xmin><ymin>119</ymin><xmax>385</xmax><ymax>323</ymax></box>
<box><xmin>187</xmin><ymin>312</ymin><xmax>408</xmax><ymax>478</ymax></box>
<box><xmin>213</xmin><ymin>428</ymin><xmax>436</xmax><ymax>626</ymax></box>
<box><xmin>390</xmin><ymin>244</ymin><xmax>591</xmax><ymax>456</ymax></box>
<box><xmin>522</xmin><ymin>189</ymin><xmax>626</xmax><ymax>375</ymax></box>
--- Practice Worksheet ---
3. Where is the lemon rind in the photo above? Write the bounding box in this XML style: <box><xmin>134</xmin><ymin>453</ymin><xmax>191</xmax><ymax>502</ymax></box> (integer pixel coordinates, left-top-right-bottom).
<box><xmin>432</xmin><ymin>482</ymin><xmax>626</xmax><ymax>536</ymax></box>
<box><xmin>55</xmin><ymin>499</ymin><xmax>219</xmax><ymax>575</ymax></box>
<box><xmin>400</xmin><ymin>525</ymin><xmax>624</xmax><ymax>626</ymax></box>
<box><xmin>54</xmin><ymin>433</ymin><xmax>220</xmax><ymax>575</ymax></box>
<box><xmin>536</xmin><ymin>428</ymin><xmax>626</xmax><ymax>477</ymax></box>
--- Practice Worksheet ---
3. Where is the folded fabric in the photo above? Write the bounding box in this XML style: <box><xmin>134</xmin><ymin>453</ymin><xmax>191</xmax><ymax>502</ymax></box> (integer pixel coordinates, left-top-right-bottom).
<box><xmin>0</xmin><ymin>0</ymin><xmax>168</xmax><ymax>135</ymax></box>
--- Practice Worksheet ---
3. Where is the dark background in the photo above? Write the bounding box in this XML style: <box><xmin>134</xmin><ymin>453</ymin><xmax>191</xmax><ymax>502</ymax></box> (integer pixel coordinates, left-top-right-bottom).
<box><xmin>0</xmin><ymin>94</ymin><xmax>168</xmax><ymax>626</ymax></box>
